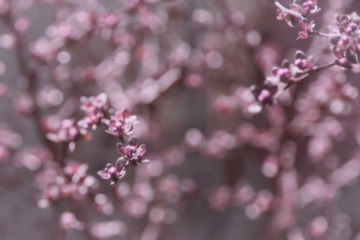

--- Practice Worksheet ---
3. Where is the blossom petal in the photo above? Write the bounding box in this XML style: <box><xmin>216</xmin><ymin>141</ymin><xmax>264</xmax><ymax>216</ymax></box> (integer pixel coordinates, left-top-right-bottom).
<box><xmin>127</xmin><ymin>115</ymin><xmax>138</xmax><ymax>124</ymax></box>
<box><xmin>124</xmin><ymin>122</ymin><xmax>134</xmax><ymax>135</ymax></box>
<box><xmin>108</xmin><ymin>120</ymin><xmax>116</xmax><ymax>129</ymax></box>
<box><xmin>97</xmin><ymin>170</ymin><xmax>110</xmax><ymax>180</ymax></box>
<box><xmin>141</xmin><ymin>159</ymin><xmax>150</xmax><ymax>163</ymax></box>
<box><xmin>107</xmin><ymin>163</ymin><xmax>114</xmax><ymax>168</ymax></box>
<box><xmin>116</xmin><ymin>157</ymin><xmax>127</xmax><ymax>171</ymax></box>
<box><xmin>114</xmin><ymin>110</ymin><xmax>125</xmax><ymax>120</ymax></box>
<box><xmin>136</xmin><ymin>144</ymin><xmax>147</xmax><ymax>157</ymax></box>
<box><xmin>116</xmin><ymin>143</ymin><xmax>126</xmax><ymax>155</ymax></box>
<box><xmin>118</xmin><ymin>169</ymin><xmax>126</xmax><ymax>179</ymax></box>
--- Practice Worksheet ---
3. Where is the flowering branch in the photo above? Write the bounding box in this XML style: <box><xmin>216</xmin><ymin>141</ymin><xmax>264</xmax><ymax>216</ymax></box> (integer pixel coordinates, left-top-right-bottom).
<box><xmin>252</xmin><ymin>1</ymin><xmax>360</xmax><ymax>107</ymax></box>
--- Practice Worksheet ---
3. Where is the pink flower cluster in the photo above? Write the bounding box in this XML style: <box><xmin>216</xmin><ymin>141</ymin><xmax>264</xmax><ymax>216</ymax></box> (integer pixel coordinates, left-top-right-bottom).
<box><xmin>45</xmin><ymin>92</ymin><xmax>149</xmax><ymax>186</ymax></box>
<box><xmin>252</xmin><ymin>51</ymin><xmax>313</xmax><ymax>104</ymax></box>
<box><xmin>331</xmin><ymin>13</ymin><xmax>360</xmax><ymax>69</ymax></box>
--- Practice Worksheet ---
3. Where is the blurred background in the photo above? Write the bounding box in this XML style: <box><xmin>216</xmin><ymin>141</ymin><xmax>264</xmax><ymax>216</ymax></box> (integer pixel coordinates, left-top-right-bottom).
<box><xmin>1</xmin><ymin>0</ymin><xmax>360</xmax><ymax>239</ymax></box>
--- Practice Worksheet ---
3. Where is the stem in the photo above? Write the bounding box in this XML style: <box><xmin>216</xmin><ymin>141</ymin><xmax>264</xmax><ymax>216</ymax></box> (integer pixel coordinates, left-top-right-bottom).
<box><xmin>284</xmin><ymin>61</ymin><xmax>336</xmax><ymax>90</ymax></box>
<box><xmin>311</xmin><ymin>30</ymin><xmax>333</xmax><ymax>38</ymax></box>
<box><xmin>59</xmin><ymin>142</ymin><xmax>68</xmax><ymax>167</ymax></box>
<box><xmin>118</xmin><ymin>135</ymin><xmax>125</xmax><ymax>144</ymax></box>
<box><xmin>312</xmin><ymin>61</ymin><xmax>336</xmax><ymax>71</ymax></box>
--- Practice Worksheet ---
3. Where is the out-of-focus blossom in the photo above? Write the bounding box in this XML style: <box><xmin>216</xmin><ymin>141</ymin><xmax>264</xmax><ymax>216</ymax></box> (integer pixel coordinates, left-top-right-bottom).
<box><xmin>14</xmin><ymin>148</ymin><xmax>52</xmax><ymax>170</ymax></box>
<box><xmin>209</xmin><ymin>185</ymin><xmax>232</xmax><ymax>211</ymax></box>
<box><xmin>94</xmin><ymin>193</ymin><xmax>114</xmax><ymax>215</ymax></box>
<box><xmin>59</xmin><ymin>212</ymin><xmax>84</xmax><ymax>231</ymax></box>
<box><xmin>36</xmin><ymin>163</ymin><xmax>99</xmax><ymax>208</ymax></box>
<box><xmin>0</xmin><ymin>144</ymin><xmax>9</xmax><ymax>162</ymax></box>
<box><xmin>15</xmin><ymin>94</ymin><xmax>35</xmax><ymax>114</ymax></box>
<box><xmin>124</xmin><ymin>198</ymin><xmax>148</xmax><ymax>218</ymax></box>
<box><xmin>78</xmin><ymin>93</ymin><xmax>109</xmax><ymax>129</ymax></box>
<box><xmin>47</xmin><ymin>119</ymin><xmax>90</xmax><ymax>151</ymax></box>
<box><xmin>91</xmin><ymin>221</ymin><xmax>126</xmax><ymax>239</ymax></box>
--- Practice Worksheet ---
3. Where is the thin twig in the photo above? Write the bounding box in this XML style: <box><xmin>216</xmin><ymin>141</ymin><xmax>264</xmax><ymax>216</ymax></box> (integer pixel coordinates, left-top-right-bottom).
<box><xmin>284</xmin><ymin>61</ymin><xmax>336</xmax><ymax>90</ymax></box>
<box><xmin>311</xmin><ymin>30</ymin><xmax>333</xmax><ymax>38</ymax></box>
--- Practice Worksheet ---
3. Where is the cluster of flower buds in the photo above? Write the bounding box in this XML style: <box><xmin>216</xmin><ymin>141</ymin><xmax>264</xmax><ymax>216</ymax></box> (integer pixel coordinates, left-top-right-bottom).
<box><xmin>30</xmin><ymin>10</ymin><xmax>94</xmax><ymax>61</ymax></box>
<box><xmin>330</xmin><ymin>13</ymin><xmax>360</xmax><ymax>69</ymax></box>
<box><xmin>275</xmin><ymin>0</ymin><xmax>320</xmax><ymax>39</ymax></box>
<box><xmin>45</xmin><ymin>92</ymin><xmax>148</xmax><ymax>184</ymax></box>
<box><xmin>36</xmin><ymin>163</ymin><xmax>99</xmax><ymax>208</ymax></box>
<box><xmin>251</xmin><ymin>51</ymin><xmax>313</xmax><ymax>104</ymax></box>
<box><xmin>275</xmin><ymin>0</ymin><xmax>320</xmax><ymax>27</ymax></box>
<box><xmin>97</xmin><ymin>162</ymin><xmax>126</xmax><ymax>186</ymax></box>
<box><xmin>116</xmin><ymin>137</ymin><xmax>148</xmax><ymax>166</ymax></box>
<box><xmin>94</xmin><ymin>98</ymin><xmax>148</xmax><ymax>185</ymax></box>
<box><xmin>98</xmin><ymin>137</ymin><xmax>149</xmax><ymax>185</ymax></box>
<box><xmin>47</xmin><ymin>93</ymin><xmax>111</xmax><ymax>151</ymax></box>
<box><xmin>78</xmin><ymin>93</ymin><xmax>109</xmax><ymax>129</ymax></box>
<box><xmin>47</xmin><ymin>119</ymin><xmax>90</xmax><ymax>152</ymax></box>
<box><xmin>90</xmin><ymin>220</ymin><xmax>126</xmax><ymax>239</ymax></box>
<box><xmin>59</xmin><ymin>211</ymin><xmax>84</xmax><ymax>232</ymax></box>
